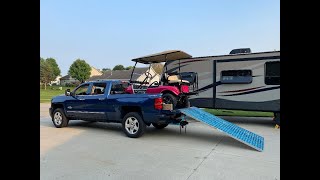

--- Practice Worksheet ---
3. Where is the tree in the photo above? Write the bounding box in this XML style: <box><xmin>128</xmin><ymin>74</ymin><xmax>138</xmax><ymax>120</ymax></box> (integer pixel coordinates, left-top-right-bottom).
<box><xmin>40</xmin><ymin>59</ymin><xmax>55</xmax><ymax>90</ymax></box>
<box><xmin>113</xmin><ymin>64</ymin><xmax>125</xmax><ymax>70</ymax></box>
<box><xmin>46</xmin><ymin>58</ymin><xmax>61</xmax><ymax>78</ymax></box>
<box><xmin>125</xmin><ymin>66</ymin><xmax>133</xmax><ymax>70</ymax></box>
<box><xmin>68</xmin><ymin>59</ymin><xmax>91</xmax><ymax>83</ymax></box>
<box><xmin>102</xmin><ymin>68</ymin><xmax>111</xmax><ymax>73</ymax></box>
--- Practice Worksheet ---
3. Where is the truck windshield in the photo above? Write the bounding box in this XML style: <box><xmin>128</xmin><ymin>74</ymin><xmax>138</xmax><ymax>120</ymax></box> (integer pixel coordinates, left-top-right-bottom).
<box><xmin>74</xmin><ymin>84</ymin><xmax>90</xmax><ymax>95</ymax></box>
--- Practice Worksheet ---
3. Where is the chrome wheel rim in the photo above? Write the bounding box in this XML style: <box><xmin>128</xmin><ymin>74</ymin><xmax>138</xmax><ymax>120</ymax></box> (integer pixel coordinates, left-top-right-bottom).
<box><xmin>54</xmin><ymin>112</ymin><xmax>63</xmax><ymax>126</ymax></box>
<box><xmin>125</xmin><ymin>117</ymin><xmax>139</xmax><ymax>134</ymax></box>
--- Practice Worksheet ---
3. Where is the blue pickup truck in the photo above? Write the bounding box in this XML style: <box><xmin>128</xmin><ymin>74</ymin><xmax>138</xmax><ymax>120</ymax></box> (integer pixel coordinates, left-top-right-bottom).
<box><xmin>49</xmin><ymin>80</ymin><xmax>180</xmax><ymax>138</ymax></box>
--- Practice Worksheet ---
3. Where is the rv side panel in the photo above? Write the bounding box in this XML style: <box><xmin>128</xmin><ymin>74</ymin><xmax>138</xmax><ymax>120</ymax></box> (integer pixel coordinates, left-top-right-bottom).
<box><xmin>215</xmin><ymin>55</ymin><xmax>280</xmax><ymax>112</ymax></box>
<box><xmin>165</xmin><ymin>51</ymin><xmax>280</xmax><ymax>112</ymax></box>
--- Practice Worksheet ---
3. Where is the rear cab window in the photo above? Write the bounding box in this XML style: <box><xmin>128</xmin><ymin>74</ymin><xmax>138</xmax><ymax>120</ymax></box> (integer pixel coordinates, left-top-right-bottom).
<box><xmin>110</xmin><ymin>81</ymin><xmax>127</xmax><ymax>95</ymax></box>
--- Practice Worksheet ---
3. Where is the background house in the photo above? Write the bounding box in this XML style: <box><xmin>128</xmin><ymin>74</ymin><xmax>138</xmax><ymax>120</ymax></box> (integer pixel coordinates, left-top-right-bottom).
<box><xmin>60</xmin><ymin>75</ymin><xmax>79</xmax><ymax>86</ymax></box>
<box><xmin>60</xmin><ymin>66</ymin><xmax>103</xmax><ymax>86</ymax></box>
<box><xmin>90</xmin><ymin>66</ymin><xmax>103</xmax><ymax>77</ymax></box>
<box><xmin>88</xmin><ymin>67</ymin><xmax>160</xmax><ymax>85</ymax></box>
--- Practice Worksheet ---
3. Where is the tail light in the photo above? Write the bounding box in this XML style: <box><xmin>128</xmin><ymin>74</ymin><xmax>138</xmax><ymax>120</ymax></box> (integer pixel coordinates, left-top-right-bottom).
<box><xmin>154</xmin><ymin>98</ymin><xmax>163</xmax><ymax>110</ymax></box>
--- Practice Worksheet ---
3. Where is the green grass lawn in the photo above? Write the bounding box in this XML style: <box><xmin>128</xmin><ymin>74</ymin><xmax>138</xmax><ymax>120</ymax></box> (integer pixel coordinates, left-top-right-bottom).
<box><xmin>40</xmin><ymin>86</ymin><xmax>74</xmax><ymax>103</ymax></box>
<box><xmin>204</xmin><ymin>108</ymin><xmax>273</xmax><ymax>117</ymax></box>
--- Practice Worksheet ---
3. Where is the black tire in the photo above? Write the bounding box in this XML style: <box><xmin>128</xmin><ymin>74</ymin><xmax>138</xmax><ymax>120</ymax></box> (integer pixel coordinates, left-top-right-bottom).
<box><xmin>52</xmin><ymin>108</ymin><xmax>69</xmax><ymax>128</ymax></box>
<box><xmin>152</xmin><ymin>123</ymin><xmax>169</xmax><ymax>129</ymax></box>
<box><xmin>274</xmin><ymin>112</ymin><xmax>280</xmax><ymax>126</ymax></box>
<box><xmin>122</xmin><ymin>112</ymin><xmax>146</xmax><ymax>138</ymax></box>
<box><xmin>162</xmin><ymin>93</ymin><xmax>177</xmax><ymax>109</ymax></box>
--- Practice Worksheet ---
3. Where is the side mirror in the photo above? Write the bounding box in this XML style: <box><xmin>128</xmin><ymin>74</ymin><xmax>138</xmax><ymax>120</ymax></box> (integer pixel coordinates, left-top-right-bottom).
<box><xmin>65</xmin><ymin>89</ymin><xmax>71</xmax><ymax>96</ymax></box>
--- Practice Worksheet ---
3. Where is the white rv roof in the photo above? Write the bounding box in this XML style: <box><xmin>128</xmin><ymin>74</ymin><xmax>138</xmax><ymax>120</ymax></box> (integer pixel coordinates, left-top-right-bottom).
<box><xmin>132</xmin><ymin>50</ymin><xmax>192</xmax><ymax>64</ymax></box>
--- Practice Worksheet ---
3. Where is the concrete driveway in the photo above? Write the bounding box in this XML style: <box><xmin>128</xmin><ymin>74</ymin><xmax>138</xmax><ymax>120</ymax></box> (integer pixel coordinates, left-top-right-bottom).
<box><xmin>40</xmin><ymin>104</ymin><xmax>279</xmax><ymax>180</ymax></box>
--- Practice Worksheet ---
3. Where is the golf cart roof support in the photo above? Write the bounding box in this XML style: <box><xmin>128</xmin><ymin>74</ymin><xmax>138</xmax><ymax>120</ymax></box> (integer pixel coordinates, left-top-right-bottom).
<box><xmin>179</xmin><ymin>59</ymin><xmax>182</xmax><ymax>83</ymax></box>
<box><xmin>129</xmin><ymin>61</ymin><xmax>138</xmax><ymax>83</ymax></box>
<box><xmin>131</xmin><ymin>50</ymin><xmax>192</xmax><ymax>64</ymax></box>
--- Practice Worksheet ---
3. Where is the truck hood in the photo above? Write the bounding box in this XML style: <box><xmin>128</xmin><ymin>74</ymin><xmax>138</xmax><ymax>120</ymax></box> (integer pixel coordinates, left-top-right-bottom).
<box><xmin>51</xmin><ymin>94</ymin><xmax>75</xmax><ymax>103</ymax></box>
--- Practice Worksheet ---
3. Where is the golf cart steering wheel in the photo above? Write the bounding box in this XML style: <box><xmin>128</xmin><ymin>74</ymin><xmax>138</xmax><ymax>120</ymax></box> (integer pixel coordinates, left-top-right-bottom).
<box><xmin>145</xmin><ymin>71</ymin><xmax>152</xmax><ymax>79</ymax></box>
<box><xmin>138</xmin><ymin>71</ymin><xmax>153</xmax><ymax>89</ymax></box>
<box><xmin>148</xmin><ymin>81</ymin><xmax>159</xmax><ymax>88</ymax></box>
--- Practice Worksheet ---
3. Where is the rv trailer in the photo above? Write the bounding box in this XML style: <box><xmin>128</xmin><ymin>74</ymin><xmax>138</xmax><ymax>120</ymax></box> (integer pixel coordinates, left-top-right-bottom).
<box><xmin>164</xmin><ymin>50</ymin><xmax>280</xmax><ymax>114</ymax></box>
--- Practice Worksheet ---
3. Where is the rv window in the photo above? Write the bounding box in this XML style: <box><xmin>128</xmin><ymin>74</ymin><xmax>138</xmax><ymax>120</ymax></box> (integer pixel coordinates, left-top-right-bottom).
<box><xmin>220</xmin><ymin>70</ymin><xmax>252</xmax><ymax>84</ymax></box>
<box><xmin>265</xmin><ymin>61</ymin><xmax>280</xmax><ymax>85</ymax></box>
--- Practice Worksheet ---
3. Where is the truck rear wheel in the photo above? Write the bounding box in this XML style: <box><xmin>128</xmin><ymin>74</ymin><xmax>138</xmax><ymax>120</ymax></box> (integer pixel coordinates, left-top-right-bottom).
<box><xmin>52</xmin><ymin>108</ymin><xmax>69</xmax><ymax>128</ymax></box>
<box><xmin>152</xmin><ymin>123</ymin><xmax>169</xmax><ymax>129</ymax></box>
<box><xmin>122</xmin><ymin>112</ymin><xmax>146</xmax><ymax>138</ymax></box>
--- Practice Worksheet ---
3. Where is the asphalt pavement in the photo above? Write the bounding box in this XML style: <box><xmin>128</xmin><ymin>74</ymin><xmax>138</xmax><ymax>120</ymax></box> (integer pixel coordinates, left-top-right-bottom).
<box><xmin>40</xmin><ymin>103</ymin><xmax>279</xmax><ymax>180</ymax></box>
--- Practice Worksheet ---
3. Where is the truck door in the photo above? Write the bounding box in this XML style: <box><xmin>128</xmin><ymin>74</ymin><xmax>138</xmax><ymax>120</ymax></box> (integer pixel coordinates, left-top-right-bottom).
<box><xmin>80</xmin><ymin>82</ymin><xmax>109</xmax><ymax>120</ymax></box>
<box><xmin>64</xmin><ymin>83</ymin><xmax>91</xmax><ymax>119</ymax></box>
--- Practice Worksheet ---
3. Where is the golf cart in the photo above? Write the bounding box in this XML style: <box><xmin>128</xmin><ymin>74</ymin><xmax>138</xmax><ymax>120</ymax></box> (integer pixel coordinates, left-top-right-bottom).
<box><xmin>125</xmin><ymin>50</ymin><xmax>199</xmax><ymax>109</ymax></box>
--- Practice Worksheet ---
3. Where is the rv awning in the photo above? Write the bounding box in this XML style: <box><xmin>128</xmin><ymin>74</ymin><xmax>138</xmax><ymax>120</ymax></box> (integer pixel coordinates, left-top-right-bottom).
<box><xmin>132</xmin><ymin>50</ymin><xmax>192</xmax><ymax>64</ymax></box>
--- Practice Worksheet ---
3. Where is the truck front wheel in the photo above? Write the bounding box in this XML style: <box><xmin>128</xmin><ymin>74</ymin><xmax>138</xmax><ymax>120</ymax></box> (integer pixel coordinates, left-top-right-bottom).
<box><xmin>52</xmin><ymin>108</ymin><xmax>69</xmax><ymax>128</ymax></box>
<box><xmin>122</xmin><ymin>112</ymin><xmax>146</xmax><ymax>138</ymax></box>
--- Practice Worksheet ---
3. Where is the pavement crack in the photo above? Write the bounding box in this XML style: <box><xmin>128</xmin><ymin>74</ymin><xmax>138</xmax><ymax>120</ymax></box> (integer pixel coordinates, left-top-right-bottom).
<box><xmin>186</xmin><ymin>136</ymin><xmax>224</xmax><ymax>180</ymax></box>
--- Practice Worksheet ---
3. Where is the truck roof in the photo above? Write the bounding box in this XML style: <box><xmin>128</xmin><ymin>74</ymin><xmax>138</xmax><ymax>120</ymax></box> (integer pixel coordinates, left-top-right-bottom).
<box><xmin>88</xmin><ymin>80</ymin><xmax>128</xmax><ymax>84</ymax></box>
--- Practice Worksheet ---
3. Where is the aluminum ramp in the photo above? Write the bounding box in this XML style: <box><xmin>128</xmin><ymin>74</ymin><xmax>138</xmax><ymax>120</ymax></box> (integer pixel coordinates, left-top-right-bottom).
<box><xmin>179</xmin><ymin>107</ymin><xmax>264</xmax><ymax>152</ymax></box>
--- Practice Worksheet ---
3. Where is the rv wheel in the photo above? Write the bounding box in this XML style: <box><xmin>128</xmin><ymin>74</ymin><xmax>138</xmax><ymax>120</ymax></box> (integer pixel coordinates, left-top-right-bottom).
<box><xmin>274</xmin><ymin>112</ymin><xmax>280</xmax><ymax>126</ymax></box>
<box><xmin>162</xmin><ymin>93</ymin><xmax>177</xmax><ymax>108</ymax></box>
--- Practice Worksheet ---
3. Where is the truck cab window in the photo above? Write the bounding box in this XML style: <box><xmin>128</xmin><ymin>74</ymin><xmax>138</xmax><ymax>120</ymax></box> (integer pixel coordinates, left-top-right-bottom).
<box><xmin>110</xmin><ymin>82</ymin><xmax>126</xmax><ymax>94</ymax></box>
<box><xmin>74</xmin><ymin>84</ymin><xmax>90</xmax><ymax>95</ymax></box>
<box><xmin>90</xmin><ymin>83</ymin><xmax>106</xmax><ymax>95</ymax></box>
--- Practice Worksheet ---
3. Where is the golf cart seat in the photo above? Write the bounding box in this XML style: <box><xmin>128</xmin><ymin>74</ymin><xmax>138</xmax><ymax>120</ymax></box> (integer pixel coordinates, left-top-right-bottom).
<box><xmin>167</xmin><ymin>75</ymin><xmax>190</xmax><ymax>85</ymax></box>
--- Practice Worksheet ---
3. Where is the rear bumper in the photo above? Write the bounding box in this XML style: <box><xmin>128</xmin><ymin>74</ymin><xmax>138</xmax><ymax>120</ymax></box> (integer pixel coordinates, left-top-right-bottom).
<box><xmin>145</xmin><ymin>110</ymin><xmax>182</xmax><ymax>124</ymax></box>
<box><xmin>160</xmin><ymin>109</ymin><xmax>181</xmax><ymax>116</ymax></box>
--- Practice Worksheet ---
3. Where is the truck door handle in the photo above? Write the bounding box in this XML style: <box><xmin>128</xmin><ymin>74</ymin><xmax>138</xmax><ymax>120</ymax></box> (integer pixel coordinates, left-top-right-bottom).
<box><xmin>99</xmin><ymin>98</ymin><xmax>105</xmax><ymax>101</ymax></box>
<box><xmin>79</xmin><ymin>98</ymin><xmax>85</xmax><ymax>101</ymax></box>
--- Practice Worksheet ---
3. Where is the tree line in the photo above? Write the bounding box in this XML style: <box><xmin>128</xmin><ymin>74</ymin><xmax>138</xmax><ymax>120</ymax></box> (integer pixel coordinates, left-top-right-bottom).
<box><xmin>40</xmin><ymin>57</ymin><xmax>160</xmax><ymax>90</ymax></box>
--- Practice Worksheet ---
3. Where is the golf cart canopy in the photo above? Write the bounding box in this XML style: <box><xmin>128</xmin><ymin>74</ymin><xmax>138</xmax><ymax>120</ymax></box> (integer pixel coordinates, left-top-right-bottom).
<box><xmin>132</xmin><ymin>50</ymin><xmax>192</xmax><ymax>64</ymax></box>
